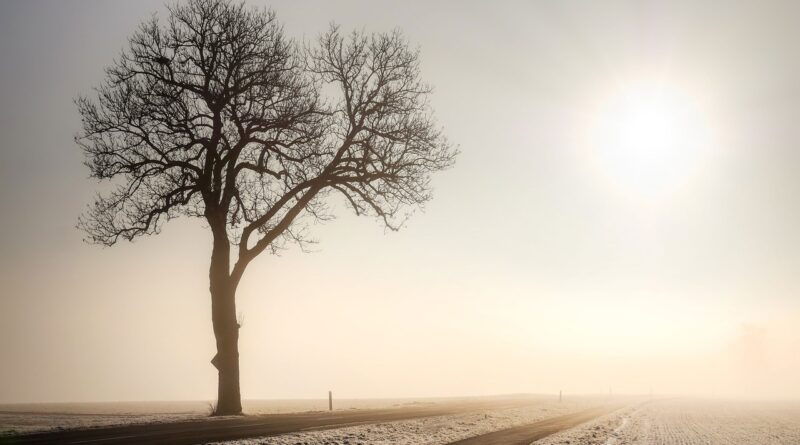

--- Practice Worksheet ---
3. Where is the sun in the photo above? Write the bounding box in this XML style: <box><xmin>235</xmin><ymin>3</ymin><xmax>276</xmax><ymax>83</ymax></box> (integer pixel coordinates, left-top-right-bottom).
<box><xmin>589</xmin><ymin>81</ymin><xmax>712</xmax><ymax>197</ymax></box>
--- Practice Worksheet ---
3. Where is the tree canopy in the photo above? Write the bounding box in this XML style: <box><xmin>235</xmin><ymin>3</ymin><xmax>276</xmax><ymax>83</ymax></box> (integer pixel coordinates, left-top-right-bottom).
<box><xmin>77</xmin><ymin>0</ymin><xmax>456</xmax><ymax>278</ymax></box>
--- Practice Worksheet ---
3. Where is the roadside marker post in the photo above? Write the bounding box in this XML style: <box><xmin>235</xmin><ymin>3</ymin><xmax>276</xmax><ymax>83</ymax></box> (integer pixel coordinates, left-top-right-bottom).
<box><xmin>329</xmin><ymin>391</ymin><xmax>333</xmax><ymax>411</ymax></box>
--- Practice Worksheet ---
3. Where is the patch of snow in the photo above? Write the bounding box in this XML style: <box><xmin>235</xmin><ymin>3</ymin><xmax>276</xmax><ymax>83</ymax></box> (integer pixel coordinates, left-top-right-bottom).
<box><xmin>210</xmin><ymin>400</ymin><xmax>603</xmax><ymax>445</ymax></box>
<box><xmin>530</xmin><ymin>399</ymin><xmax>800</xmax><ymax>445</ymax></box>
<box><xmin>0</xmin><ymin>412</ymin><xmax>203</xmax><ymax>435</ymax></box>
<box><xmin>528</xmin><ymin>406</ymin><xmax>633</xmax><ymax>445</ymax></box>
<box><xmin>0</xmin><ymin>398</ymin><xmax>435</xmax><ymax>434</ymax></box>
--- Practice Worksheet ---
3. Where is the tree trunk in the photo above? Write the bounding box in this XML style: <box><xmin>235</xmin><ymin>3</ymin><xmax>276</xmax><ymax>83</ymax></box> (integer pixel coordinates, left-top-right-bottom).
<box><xmin>209</xmin><ymin>229</ymin><xmax>242</xmax><ymax>416</ymax></box>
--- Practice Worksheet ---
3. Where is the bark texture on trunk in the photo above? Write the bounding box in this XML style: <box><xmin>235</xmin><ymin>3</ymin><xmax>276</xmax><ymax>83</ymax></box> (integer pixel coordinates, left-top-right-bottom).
<box><xmin>209</xmin><ymin>227</ymin><xmax>242</xmax><ymax>416</ymax></box>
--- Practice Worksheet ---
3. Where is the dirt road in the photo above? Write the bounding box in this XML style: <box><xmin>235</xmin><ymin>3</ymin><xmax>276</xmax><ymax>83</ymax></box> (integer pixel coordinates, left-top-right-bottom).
<box><xmin>447</xmin><ymin>405</ymin><xmax>621</xmax><ymax>445</ymax></box>
<box><xmin>1</xmin><ymin>397</ymin><xmax>571</xmax><ymax>445</ymax></box>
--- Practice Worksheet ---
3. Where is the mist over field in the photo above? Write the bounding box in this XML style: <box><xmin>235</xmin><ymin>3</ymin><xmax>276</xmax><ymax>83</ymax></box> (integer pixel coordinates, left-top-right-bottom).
<box><xmin>2</xmin><ymin>0</ymin><xmax>800</xmax><ymax>423</ymax></box>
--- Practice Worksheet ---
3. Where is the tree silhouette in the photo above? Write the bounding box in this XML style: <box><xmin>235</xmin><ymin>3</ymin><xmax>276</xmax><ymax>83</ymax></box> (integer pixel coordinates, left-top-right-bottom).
<box><xmin>76</xmin><ymin>0</ymin><xmax>456</xmax><ymax>415</ymax></box>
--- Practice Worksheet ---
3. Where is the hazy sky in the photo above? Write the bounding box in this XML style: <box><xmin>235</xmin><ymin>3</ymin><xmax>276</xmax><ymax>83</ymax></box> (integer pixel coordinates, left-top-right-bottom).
<box><xmin>2</xmin><ymin>0</ymin><xmax>800</xmax><ymax>404</ymax></box>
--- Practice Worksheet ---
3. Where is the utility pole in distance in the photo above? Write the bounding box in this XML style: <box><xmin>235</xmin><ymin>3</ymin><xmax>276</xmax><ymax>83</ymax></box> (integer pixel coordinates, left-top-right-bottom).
<box><xmin>559</xmin><ymin>390</ymin><xmax>562</xmax><ymax>402</ymax></box>
<box><xmin>329</xmin><ymin>391</ymin><xmax>333</xmax><ymax>411</ymax></box>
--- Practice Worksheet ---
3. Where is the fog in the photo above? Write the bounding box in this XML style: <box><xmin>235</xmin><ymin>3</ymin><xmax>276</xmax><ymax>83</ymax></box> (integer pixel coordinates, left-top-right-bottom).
<box><xmin>2</xmin><ymin>0</ymin><xmax>800</xmax><ymax>404</ymax></box>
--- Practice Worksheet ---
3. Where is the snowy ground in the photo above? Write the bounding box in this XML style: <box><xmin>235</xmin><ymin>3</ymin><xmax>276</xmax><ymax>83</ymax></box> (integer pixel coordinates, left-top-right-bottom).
<box><xmin>209</xmin><ymin>398</ymin><xmax>605</xmax><ymax>445</ymax></box>
<box><xmin>1</xmin><ymin>401</ymin><xmax>208</xmax><ymax>434</ymax></box>
<box><xmin>7</xmin><ymin>398</ymin><xmax>797</xmax><ymax>444</ymax></box>
<box><xmin>0</xmin><ymin>411</ymin><xmax>201</xmax><ymax>435</ymax></box>
<box><xmin>531</xmin><ymin>399</ymin><xmax>800</xmax><ymax>445</ymax></box>
<box><xmin>0</xmin><ymin>399</ymin><xmax>416</xmax><ymax>434</ymax></box>
<box><xmin>0</xmin><ymin>396</ymin><xmax>591</xmax><ymax>436</ymax></box>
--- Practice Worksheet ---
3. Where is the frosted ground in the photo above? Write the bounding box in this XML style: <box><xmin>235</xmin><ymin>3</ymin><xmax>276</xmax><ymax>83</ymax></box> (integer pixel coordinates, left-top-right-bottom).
<box><xmin>210</xmin><ymin>398</ymin><xmax>611</xmax><ymax>445</ymax></box>
<box><xmin>5</xmin><ymin>397</ymin><xmax>800</xmax><ymax>444</ymax></box>
<box><xmin>0</xmin><ymin>398</ymin><xmax>451</xmax><ymax>434</ymax></box>
<box><xmin>212</xmin><ymin>399</ymin><xmax>800</xmax><ymax>445</ymax></box>
<box><xmin>0</xmin><ymin>396</ymin><xmax>598</xmax><ymax>435</ymax></box>
<box><xmin>533</xmin><ymin>399</ymin><xmax>800</xmax><ymax>445</ymax></box>
<box><xmin>0</xmin><ymin>400</ymin><xmax>204</xmax><ymax>434</ymax></box>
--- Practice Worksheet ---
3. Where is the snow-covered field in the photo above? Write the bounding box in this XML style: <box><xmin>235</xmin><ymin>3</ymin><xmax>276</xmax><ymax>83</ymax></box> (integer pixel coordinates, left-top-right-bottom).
<box><xmin>0</xmin><ymin>398</ymin><xmax>424</xmax><ymax>434</ymax></box>
<box><xmin>210</xmin><ymin>398</ymin><xmax>606</xmax><ymax>445</ymax></box>
<box><xmin>0</xmin><ymin>401</ymin><xmax>204</xmax><ymax>435</ymax></box>
<box><xmin>6</xmin><ymin>397</ymin><xmax>798</xmax><ymax>444</ymax></box>
<box><xmin>531</xmin><ymin>399</ymin><xmax>800</xmax><ymax>445</ymax></box>
<box><xmin>0</xmin><ymin>396</ymin><xmax>595</xmax><ymax>436</ymax></box>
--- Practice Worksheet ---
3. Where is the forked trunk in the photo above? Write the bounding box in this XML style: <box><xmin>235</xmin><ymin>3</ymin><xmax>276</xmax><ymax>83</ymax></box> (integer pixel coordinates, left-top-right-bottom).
<box><xmin>209</xmin><ymin>230</ymin><xmax>242</xmax><ymax>416</ymax></box>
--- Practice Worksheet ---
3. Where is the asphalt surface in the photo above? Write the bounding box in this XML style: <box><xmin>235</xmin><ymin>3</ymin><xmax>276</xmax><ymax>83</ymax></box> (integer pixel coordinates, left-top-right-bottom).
<box><xmin>1</xmin><ymin>398</ymin><xmax>570</xmax><ymax>445</ymax></box>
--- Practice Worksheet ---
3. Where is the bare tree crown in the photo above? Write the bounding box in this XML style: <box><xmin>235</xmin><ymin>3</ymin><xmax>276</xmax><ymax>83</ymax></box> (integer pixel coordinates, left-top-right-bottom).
<box><xmin>77</xmin><ymin>0</ymin><xmax>456</xmax><ymax>272</ymax></box>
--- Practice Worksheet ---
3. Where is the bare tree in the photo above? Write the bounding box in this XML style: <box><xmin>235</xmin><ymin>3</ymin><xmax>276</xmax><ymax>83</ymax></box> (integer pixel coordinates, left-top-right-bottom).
<box><xmin>77</xmin><ymin>0</ymin><xmax>456</xmax><ymax>416</ymax></box>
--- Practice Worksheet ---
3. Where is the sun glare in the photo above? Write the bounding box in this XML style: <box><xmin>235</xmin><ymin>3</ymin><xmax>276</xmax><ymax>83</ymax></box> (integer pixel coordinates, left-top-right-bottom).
<box><xmin>589</xmin><ymin>81</ymin><xmax>712</xmax><ymax>197</ymax></box>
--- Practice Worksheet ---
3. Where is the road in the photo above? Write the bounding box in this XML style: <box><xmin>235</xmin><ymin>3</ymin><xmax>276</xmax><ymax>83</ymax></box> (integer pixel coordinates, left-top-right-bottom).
<box><xmin>1</xmin><ymin>397</ymin><xmax>581</xmax><ymax>445</ymax></box>
<box><xmin>446</xmin><ymin>405</ymin><xmax>622</xmax><ymax>445</ymax></box>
